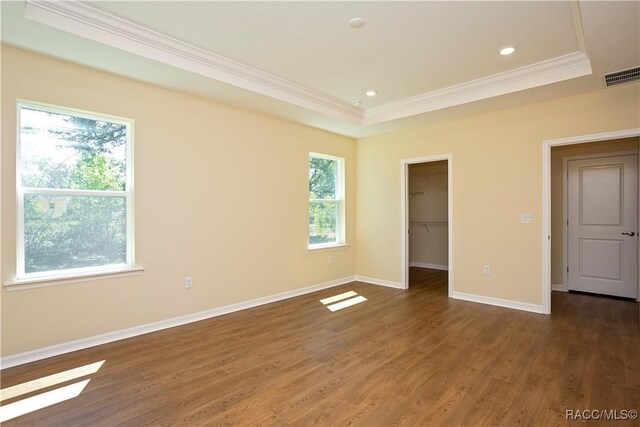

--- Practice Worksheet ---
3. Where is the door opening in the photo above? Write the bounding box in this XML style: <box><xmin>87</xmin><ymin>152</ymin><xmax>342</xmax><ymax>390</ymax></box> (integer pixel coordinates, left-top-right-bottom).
<box><xmin>401</xmin><ymin>154</ymin><xmax>452</xmax><ymax>292</ymax></box>
<box><xmin>543</xmin><ymin>129</ymin><xmax>640</xmax><ymax>314</ymax></box>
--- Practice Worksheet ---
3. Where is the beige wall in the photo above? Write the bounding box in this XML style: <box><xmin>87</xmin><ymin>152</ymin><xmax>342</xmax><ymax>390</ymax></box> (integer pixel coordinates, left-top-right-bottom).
<box><xmin>2</xmin><ymin>44</ymin><xmax>640</xmax><ymax>358</ymax></box>
<box><xmin>550</xmin><ymin>138</ymin><xmax>639</xmax><ymax>286</ymax></box>
<box><xmin>356</xmin><ymin>82</ymin><xmax>640</xmax><ymax>304</ymax></box>
<box><xmin>1</xmin><ymin>46</ymin><xmax>356</xmax><ymax>356</ymax></box>
<box><xmin>409</xmin><ymin>161</ymin><xmax>448</xmax><ymax>267</ymax></box>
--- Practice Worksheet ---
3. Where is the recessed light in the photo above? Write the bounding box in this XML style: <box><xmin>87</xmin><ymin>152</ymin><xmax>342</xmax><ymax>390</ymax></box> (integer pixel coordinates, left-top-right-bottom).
<box><xmin>499</xmin><ymin>46</ymin><xmax>516</xmax><ymax>56</ymax></box>
<box><xmin>352</xmin><ymin>101</ymin><xmax>362</xmax><ymax>107</ymax></box>
<box><xmin>366</xmin><ymin>90</ymin><xmax>377</xmax><ymax>97</ymax></box>
<box><xmin>349</xmin><ymin>18</ymin><xmax>365</xmax><ymax>29</ymax></box>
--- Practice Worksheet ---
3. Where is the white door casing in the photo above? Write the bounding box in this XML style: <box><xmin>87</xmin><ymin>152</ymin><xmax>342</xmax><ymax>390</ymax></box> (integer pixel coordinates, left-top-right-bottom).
<box><xmin>542</xmin><ymin>129</ymin><xmax>640</xmax><ymax>315</ymax></box>
<box><xmin>567</xmin><ymin>155</ymin><xmax>638</xmax><ymax>298</ymax></box>
<box><xmin>400</xmin><ymin>154</ymin><xmax>453</xmax><ymax>292</ymax></box>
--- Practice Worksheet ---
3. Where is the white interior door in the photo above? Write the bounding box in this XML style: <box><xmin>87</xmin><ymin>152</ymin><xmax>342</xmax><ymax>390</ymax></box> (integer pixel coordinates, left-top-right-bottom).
<box><xmin>568</xmin><ymin>155</ymin><xmax>638</xmax><ymax>298</ymax></box>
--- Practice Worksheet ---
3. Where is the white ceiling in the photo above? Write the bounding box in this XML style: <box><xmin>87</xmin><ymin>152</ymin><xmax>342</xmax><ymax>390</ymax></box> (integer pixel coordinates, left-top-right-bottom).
<box><xmin>90</xmin><ymin>1</ymin><xmax>581</xmax><ymax>107</ymax></box>
<box><xmin>1</xmin><ymin>1</ymin><xmax>639</xmax><ymax>138</ymax></box>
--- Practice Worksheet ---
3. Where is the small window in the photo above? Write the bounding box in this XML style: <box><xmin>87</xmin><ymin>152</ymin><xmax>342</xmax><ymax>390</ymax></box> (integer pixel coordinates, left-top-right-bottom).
<box><xmin>309</xmin><ymin>153</ymin><xmax>345</xmax><ymax>248</ymax></box>
<box><xmin>17</xmin><ymin>102</ymin><xmax>134</xmax><ymax>279</ymax></box>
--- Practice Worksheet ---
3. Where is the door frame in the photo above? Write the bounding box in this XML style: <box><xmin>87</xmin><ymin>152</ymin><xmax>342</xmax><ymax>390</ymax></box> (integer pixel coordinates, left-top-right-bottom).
<box><xmin>560</xmin><ymin>151</ymin><xmax>639</xmax><ymax>292</ymax></box>
<box><xmin>542</xmin><ymin>128</ymin><xmax>640</xmax><ymax>314</ymax></box>
<box><xmin>401</xmin><ymin>154</ymin><xmax>453</xmax><ymax>292</ymax></box>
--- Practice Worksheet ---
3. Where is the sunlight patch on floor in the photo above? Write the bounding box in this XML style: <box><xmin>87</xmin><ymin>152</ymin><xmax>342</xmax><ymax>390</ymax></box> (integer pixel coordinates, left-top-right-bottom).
<box><xmin>0</xmin><ymin>360</ymin><xmax>104</xmax><ymax>401</ymax></box>
<box><xmin>327</xmin><ymin>295</ymin><xmax>367</xmax><ymax>312</ymax></box>
<box><xmin>0</xmin><ymin>360</ymin><xmax>104</xmax><ymax>422</ymax></box>
<box><xmin>0</xmin><ymin>380</ymin><xmax>90</xmax><ymax>422</ymax></box>
<box><xmin>319</xmin><ymin>290</ymin><xmax>358</xmax><ymax>305</ymax></box>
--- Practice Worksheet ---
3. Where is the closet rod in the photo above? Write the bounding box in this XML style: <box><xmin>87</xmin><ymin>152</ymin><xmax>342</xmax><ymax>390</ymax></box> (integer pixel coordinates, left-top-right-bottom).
<box><xmin>410</xmin><ymin>220</ymin><xmax>448</xmax><ymax>233</ymax></box>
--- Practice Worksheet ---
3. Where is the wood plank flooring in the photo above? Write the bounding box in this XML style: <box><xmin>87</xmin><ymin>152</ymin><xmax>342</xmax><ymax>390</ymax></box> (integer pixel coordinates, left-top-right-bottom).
<box><xmin>1</xmin><ymin>267</ymin><xmax>639</xmax><ymax>426</ymax></box>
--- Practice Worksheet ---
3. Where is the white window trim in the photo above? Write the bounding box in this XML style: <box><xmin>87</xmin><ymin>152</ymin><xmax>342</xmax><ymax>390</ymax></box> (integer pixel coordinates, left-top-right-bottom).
<box><xmin>4</xmin><ymin>266</ymin><xmax>144</xmax><ymax>291</ymax></box>
<box><xmin>14</xmin><ymin>100</ymin><xmax>137</xmax><ymax>283</ymax></box>
<box><xmin>308</xmin><ymin>152</ymin><xmax>345</xmax><ymax>249</ymax></box>
<box><xmin>307</xmin><ymin>243</ymin><xmax>350</xmax><ymax>252</ymax></box>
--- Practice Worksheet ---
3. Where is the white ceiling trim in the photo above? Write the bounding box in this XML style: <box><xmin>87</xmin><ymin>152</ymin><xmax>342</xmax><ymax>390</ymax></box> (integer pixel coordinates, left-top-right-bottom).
<box><xmin>569</xmin><ymin>0</ymin><xmax>588</xmax><ymax>54</ymax></box>
<box><xmin>23</xmin><ymin>0</ymin><xmax>593</xmax><ymax>127</ymax></box>
<box><xmin>363</xmin><ymin>51</ymin><xmax>592</xmax><ymax>125</ymax></box>
<box><xmin>23</xmin><ymin>0</ymin><xmax>364</xmax><ymax>124</ymax></box>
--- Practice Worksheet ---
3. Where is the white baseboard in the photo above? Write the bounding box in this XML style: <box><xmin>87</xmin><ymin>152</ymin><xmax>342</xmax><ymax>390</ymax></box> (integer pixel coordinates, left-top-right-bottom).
<box><xmin>551</xmin><ymin>283</ymin><xmax>567</xmax><ymax>292</ymax></box>
<box><xmin>409</xmin><ymin>262</ymin><xmax>448</xmax><ymax>271</ymax></box>
<box><xmin>0</xmin><ymin>275</ymin><xmax>357</xmax><ymax>369</ymax></box>
<box><xmin>450</xmin><ymin>291</ymin><xmax>543</xmax><ymax>314</ymax></box>
<box><xmin>355</xmin><ymin>275</ymin><xmax>404</xmax><ymax>289</ymax></box>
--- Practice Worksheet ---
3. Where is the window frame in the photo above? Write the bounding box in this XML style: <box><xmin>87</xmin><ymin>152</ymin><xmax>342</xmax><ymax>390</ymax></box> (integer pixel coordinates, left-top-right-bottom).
<box><xmin>308</xmin><ymin>152</ymin><xmax>345</xmax><ymax>249</ymax></box>
<box><xmin>15</xmin><ymin>100</ymin><xmax>135</xmax><ymax>281</ymax></box>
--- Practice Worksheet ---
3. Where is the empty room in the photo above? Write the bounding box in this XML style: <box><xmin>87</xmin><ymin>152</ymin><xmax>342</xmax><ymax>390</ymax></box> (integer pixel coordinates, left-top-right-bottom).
<box><xmin>1</xmin><ymin>1</ymin><xmax>639</xmax><ymax>425</ymax></box>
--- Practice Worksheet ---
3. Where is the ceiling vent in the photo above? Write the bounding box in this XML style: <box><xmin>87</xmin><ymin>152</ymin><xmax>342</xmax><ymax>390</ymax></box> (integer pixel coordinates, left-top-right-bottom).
<box><xmin>604</xmin><ymin>67</ymin><xmax>640</xmax><ymax>87</ymax></box>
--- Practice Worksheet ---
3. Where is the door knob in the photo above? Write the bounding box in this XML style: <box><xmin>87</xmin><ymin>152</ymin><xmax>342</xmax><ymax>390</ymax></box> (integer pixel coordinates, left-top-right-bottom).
<box><xmin>622</xmin><ymin>231</ymin><xmax>636</xmax><ymax>236</ymax></box>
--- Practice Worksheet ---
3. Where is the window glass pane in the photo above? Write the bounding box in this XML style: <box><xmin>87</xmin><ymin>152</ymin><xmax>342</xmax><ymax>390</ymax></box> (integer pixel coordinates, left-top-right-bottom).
<box><xmin>20</xmin><ymin>108</ymin><xmax>127</xmax><ymax>191</ymax></box>
<box><xmin>309</xmin><ymin>157</ymin><xmax>336</xmax><ymax>199</ymax></box>
<box><xmin>309</xmin><ymin>202</ymin><xmax>337</xmax><ymax>245</ymax></box>
<box><xmin>24</xmin><ymin>194</ymin><xmax>127</xmax><ymax>273</ymax></box>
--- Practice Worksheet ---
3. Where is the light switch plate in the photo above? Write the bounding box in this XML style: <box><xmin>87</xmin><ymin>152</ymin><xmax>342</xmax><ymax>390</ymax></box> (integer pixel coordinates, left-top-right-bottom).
<box><xmin>520</xmin><ymin>213</ymin><xmax>533</xmax><ymax>224</ymax></box>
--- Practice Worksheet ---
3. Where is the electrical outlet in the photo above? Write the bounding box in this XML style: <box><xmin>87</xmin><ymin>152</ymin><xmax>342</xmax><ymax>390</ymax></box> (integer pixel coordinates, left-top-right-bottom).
<box><xmin>483</xmin><ymin>265</ymin><xmax>491</xmax><ymax>275</ymax></box>
<box><xmin>185</xmin><ymin>277</ymin><xmax>193</xmax><ymax>289</ymax></box>
<box><xmin>328</xmin><ymin>256</ymin><xmax>333</xmax><ymax>264</ymax></box>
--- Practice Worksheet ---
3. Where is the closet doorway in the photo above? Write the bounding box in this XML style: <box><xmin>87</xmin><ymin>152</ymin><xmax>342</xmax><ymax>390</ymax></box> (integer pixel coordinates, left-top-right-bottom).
<box><xmin>401</xmin><ymin>154</ymin><xmax>452</xmax><ymax>292</ymax></box>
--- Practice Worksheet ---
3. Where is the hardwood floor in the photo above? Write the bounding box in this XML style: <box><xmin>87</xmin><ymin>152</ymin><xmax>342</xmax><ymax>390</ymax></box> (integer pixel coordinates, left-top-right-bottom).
<box><xmin>1</xmin><ymin>267</ymin><xmax>639</xmax><ymax>426</ymax></box>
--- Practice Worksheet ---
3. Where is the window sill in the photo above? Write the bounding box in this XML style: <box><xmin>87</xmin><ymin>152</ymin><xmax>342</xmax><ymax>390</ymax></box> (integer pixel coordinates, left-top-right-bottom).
<box><xmin>3</xmin><ymin>266</ymin><xmax>144</xmax><ymax>291</ymax></box>
<box><xmin>307</xmin><ymin>244</ymin><xmax>350</xmax><ymax>252</ymax></box>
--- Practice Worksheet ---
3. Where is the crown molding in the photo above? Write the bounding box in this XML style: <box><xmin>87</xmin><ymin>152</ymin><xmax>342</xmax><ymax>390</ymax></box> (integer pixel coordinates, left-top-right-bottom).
<box><xmin>363</xmin><ymin>51</ymin><xmax>592</xmax><ymax>125</ymax></box>
<box><xmin>23</xmin><ymin>0</ymin><xmax>592</xmax><ymax>128</ymax></box>
<box><xmin>23</xmin><ymin>0</ymin><xmax>364</xmax><ymax>124</ymax></box>
<box><xmin>569</xmin><ymin>0</ymin><xmax>588</xmax><ymax>55</ymax></box>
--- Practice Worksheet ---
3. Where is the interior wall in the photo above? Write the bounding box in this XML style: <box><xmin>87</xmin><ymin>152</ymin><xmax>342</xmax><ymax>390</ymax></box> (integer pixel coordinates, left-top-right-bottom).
<box><xmin>550</xmin><ymin>138</ymin><xmax>640</xmax><ymax>286</ymax></box>
<box><xmin>409</xmin><ymin>161</ymin><xmax>448</xmax><ymax>269</ymax></box>
<box><xmin>0</xmin><ymin>45</ymin><xmax>356</xmax><ymax>357</ymax></box>
<box><xmin>355</xmin><ymin>82</ymin><xmax>640</xmax><ymax>305</ymax></box>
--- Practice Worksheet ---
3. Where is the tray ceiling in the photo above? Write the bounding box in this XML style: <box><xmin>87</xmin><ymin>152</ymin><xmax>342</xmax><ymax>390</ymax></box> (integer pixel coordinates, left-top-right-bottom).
<box><xmin>1</xmin><ymin>1</ymin><xmax>638</xmax><ymax>137</ymax></box>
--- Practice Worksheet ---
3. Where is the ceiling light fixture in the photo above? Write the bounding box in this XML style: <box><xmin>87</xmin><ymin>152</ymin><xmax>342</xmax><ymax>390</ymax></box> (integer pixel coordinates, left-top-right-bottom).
<box><xmin>499</xmin><ymin>46</ymin><xmax>516</xmax><ymax>56</ymax></box>
<box><xmin>366</xmin><ymin>90</ymin><xmax>377</xmax><ymax>97</ymax></box>
<box><xmin>352</xmin><ymin>101</ymin><xmax>362</xmax><ymax>107</ymax></box>
<box><xmin>349</xmin><ymin>18</ymin><xmax>365</xmax><ymax>29</ymax></box>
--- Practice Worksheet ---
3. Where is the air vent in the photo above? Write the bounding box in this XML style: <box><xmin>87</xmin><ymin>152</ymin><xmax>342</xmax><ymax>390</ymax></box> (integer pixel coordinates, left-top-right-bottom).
<box><xmin>604</xmin><ymin>67</ymin><xmax>640</xmax><ymax>87</ymax></box>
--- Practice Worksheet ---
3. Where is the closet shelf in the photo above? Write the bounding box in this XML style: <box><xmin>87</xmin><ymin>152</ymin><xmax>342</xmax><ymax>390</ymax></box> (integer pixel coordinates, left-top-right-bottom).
<box><xmin>411</xmin><ymin>221</ymin><xmax>448</xmax><ymax>224</ymax></box>
<box><xmin>409</xmin><ymin>187</ymin><xmax>448</xmax><ymax>192</ymax></box>
<box><xmin>412</xmin><ymin>171</ymin><xmax>447</xmax><ymax>177</ymax></box>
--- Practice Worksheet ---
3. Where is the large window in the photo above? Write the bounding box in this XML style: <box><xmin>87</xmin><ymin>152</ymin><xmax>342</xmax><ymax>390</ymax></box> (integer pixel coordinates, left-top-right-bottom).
<box><xmin>17</xmin><ymin>102</ymin><xmax>134</xmax><ymax>279</ymax></box>
<box><xmin>309</xmin><ymin>153</ymin><xmax>345</xmax><ymax>248</ymax></box>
